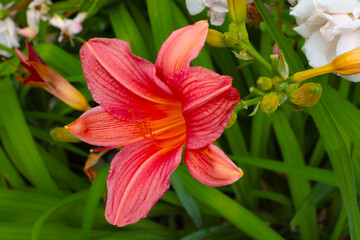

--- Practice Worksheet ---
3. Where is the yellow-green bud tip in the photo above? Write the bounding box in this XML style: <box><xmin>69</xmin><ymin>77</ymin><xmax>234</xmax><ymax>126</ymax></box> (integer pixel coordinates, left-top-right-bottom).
<box><xmin>206</xmin><ymin>29</ymin><xmax>228</xmax><ymax>48</ymax></box>
<box><xmin>260</xmin><ymin>92</ymin><xmax>279</xmax><ymax>115</ymax></box>
<box><xmin>257</xmin><ymin>76</ymin><xmax>273</xmax><ymax>91</ymax></box>
<box><xmin>50</xmin><ymin>126</ymin><xmax>80</xmax><ymax>143</ymax></box>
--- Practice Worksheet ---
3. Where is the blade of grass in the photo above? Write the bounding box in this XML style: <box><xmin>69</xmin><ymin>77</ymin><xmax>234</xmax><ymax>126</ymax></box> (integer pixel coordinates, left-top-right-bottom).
<box><xmin>37</xmin><ymin>145</ymin><xmax>89</xmax><ymax>191</ymax></box>
<box><xmin>108</xmin><ymin>3</ymin><xmax>150</xmax><ymax>59</ymax></box>
<box><xmin>176</xmin><ymin>167</ymin><xmax>285</xmax><ymax>240</ymax></box>
<box><xmin>171</xmin><ymin>172</ymin><xmax>203</xmax><ymax>229</ymax></box>
<box><xmin>34</xmin><ymin>43</ymin><xmax>83</xmax><ymax>76</ymax></box>
<box><xmin>0</xmin><ymin>145</ymin><xmax>26</xmax><ymax>188</ymax></box>
<box><xmin>0</xmin><ymin>78</ymin><xmax>59</xmax><ymax>195</ymax></box>
<box><xmin>272</xmin><ymin>111</ymin><xmax>318</xmax><ymax>240</ymax></box>
<box><xmin>329</xmin><ymin>205</ymin><xmax>347</xmax><ymax>240</ymax></box>
<box><xmin>231</xmin><ymin>156</ymin><xmax>336</xmax><ymax>186</ymax></box>
<box><xmin>82</xmin><ymin>164</ymin><xmax>109</xmax><ymax>240</ymax></box>
<box><xmin>31</xmin><ymin>190</ymin><xmax>88</xmax><ymax>240</ymax></box>
<box><xmin>146</xmin><ymin>0</ymin><xmax>174</xmax><ymax>52</ymax></box>
<box><xmin>180</xmin><ymin>225</ymin><xmax>232</xmax><ymax>240</ymax></box>
<box><xmin>291</xmin><ymin>183</ymin><xmax>335</xmax><ymax>227</ymax></box>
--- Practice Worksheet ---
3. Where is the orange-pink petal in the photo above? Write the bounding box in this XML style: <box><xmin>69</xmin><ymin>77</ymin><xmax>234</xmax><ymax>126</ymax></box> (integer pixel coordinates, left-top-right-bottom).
<box><xmin>155</xmin><ymin>21</ymin><xmax>208</xmax><ymax>82</ymax></box>
<box><xmin>168</xmin><ymin>67</ymin><xmax>239</xmax><ymax>149</ymax></box>
<box><xmin>169</xmin><ymin>66</ymin><xmax>234</xmax><ymax>111</ymax></box>
<box><xmin>184</xmin><ymin>144</ymin><xmax>243</xmax><ymax>187</ymax></box>
<box><xmin>30</xmin><ymin>61</ymin><xmax>90</xmax><ymax>111</ymax></box>
<box><xmin>80</xmin><ymin>38</ymin><xmax>180</xmax><ymax>122</ymax></box>
<box><xmin>105</xmin><ymin>140</ymin><xmax>183</xmax><ymax>226</ymax></box>
<box><xmin>66</xmin><ymin>106</ymin><xmax>142</xmax><ymax>147</ymax></box>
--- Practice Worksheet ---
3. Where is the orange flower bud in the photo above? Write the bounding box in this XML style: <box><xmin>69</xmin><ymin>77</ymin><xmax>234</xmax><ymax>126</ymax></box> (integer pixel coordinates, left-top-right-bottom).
<box><xmin>293</xmin><ymin>48</ymin><xmax>360</xmax><ymax>82</ymax></box>
<box><xmin>290</xmin><ymin>83</ymin><xmax>322</xmax><ymax>107</ymax></box>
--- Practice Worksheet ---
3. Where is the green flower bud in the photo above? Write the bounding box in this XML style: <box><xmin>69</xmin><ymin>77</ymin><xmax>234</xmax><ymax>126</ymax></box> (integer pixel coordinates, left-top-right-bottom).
<box><xmin>224</xmin><ymin>31</ymin><xmax>238</xmax><ymax>47</ymax></box>
<box><xmin>51</xmin><ymin>127</ymin><xmax>80</xmax><ymax>143</ymax></box>
<box><xmin>260</xmin><ymin>92</ymin><xmax>279</xmax><ymax>115</ymax></box>
<box><xmin>206</xmin><ymin>29</ymin><xmax>228</xmax><ymax>48</ymax></box>
<box><xmin>257</xmin><ymin>76</ymin><xmax>273</xmax><ymax>91</ymax></box>
<box><xmin>272</xmin><ymin>76</ymin><xmax>283</xmax><ymax>88</ymax></box>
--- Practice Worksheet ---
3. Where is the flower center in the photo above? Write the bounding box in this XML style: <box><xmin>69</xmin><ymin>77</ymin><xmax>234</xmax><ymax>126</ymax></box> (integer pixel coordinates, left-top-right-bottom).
<box><xmin>128</xmin><ymin>105</ymin><xmax>186</xmax><ymax>149</ymax></box>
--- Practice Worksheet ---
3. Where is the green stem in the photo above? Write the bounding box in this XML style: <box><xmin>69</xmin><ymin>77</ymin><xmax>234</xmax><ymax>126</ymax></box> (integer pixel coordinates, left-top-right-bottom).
<box><xmin>235</xmin><ymin>97</ymin><xmax>262</xmax><ymax>112</ymax></box>
<box><xmin>236</xmin><ymin>41</ymin><xmax>274</xmax><ymax>75</ymax></box>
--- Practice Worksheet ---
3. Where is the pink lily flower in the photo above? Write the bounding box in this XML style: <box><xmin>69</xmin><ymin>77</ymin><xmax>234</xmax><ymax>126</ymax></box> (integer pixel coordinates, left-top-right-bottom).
<box><xmin>66</xmin><ymin>20</ymin><xmax>243</xmax><ymax>227</ymax></box>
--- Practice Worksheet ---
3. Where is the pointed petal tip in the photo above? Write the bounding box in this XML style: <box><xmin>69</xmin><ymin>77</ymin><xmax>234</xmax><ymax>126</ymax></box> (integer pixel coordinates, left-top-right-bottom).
<box><xmin>184</xmin><ymin>144</ymin><xmax>243</xmax><ymax>187</ymax></box>
<box><xmin>66</xmin><ymin>119</ymin><xmax>85</xmax><ymax>137</ymax></box>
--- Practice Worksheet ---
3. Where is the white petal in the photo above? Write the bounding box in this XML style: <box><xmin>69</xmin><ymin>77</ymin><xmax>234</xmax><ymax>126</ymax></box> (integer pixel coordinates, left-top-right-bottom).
<box><xmin>0</xmin><ymin>18</ymin><xmax>19</xmax><ymax>56</ymax></box>
<box><xmin>74</xmin><ymin>12</ymin><xmax>87</xmax><ymax>23</ymax></box>
<box><xmin>302</xmin><ymin>30</ymin><xmax>337</xmax><ymax>68</ymax></box>
<box><xmin>50</xmin><ymin>15</ymin><xmax>65</xmax><ymax>30</ymax></box>
<box><xmin>204</xmin><ymin>0</ymin><xmax>228</xmax><ymax>12</ymax></box>
<box><xmin>67</xmin><ymin>20</ymin><xmax>83</xmax><ymax>36</ymax></box>
<box><xmin>317</xmin><ymin>0</ymin><xmax>360</xmax><ymax>13</ymax></box>
<box><xmin>290</xmin><ymin>0</ymin><xmax>316</xmax><ymax>25</ymax></box>
<box><xmin>186</xmin><ymin>0</ymin><xmax>205</xmax><ymax>15</ymax></box>
<box><xmin>208</xmin><ymin>9</ymin><xmax>226</xmax><ymax>26</ymax></box>
<box><xmin>336</xmin><ymin>29</ymin><xmax>360</xmax><ymax>55</ymax></box>
<box><xmin>341</xmin><ymin>73</ymin><xmax>360</xmax><ymax>82</ymax></box>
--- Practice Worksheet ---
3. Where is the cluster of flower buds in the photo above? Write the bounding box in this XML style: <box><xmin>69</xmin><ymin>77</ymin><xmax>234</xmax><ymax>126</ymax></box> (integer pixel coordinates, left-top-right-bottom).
<box><xmin>203</xmin><ymin>0</ymin><xmax>360</xmax><ymax>118</ymax></box>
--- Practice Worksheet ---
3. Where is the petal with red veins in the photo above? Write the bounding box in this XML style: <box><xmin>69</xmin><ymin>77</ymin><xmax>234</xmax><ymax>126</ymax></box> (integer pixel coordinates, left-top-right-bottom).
<box><xmin>169</xmin><ymin>66</ymin><xmax>234</xmax><ymax>112</ymax></box>
<box><xmin>184</xmin><ymin>144</ymin><xmax>243</xmax><ymax>187</ymax></box>
<box><xmin>155</xmin><ymin>21</ymin><xmax>208</xmax><ymax>82</ymax></box>
<box><xmin>66</xmin><ymin>106</ymin><xmax>142</xmax><ymax>147</ymax></box>
<box><xmin>170</xmin><ymin>67</ymin><xmax>239</xmax><ymax>149</ymax></box>
<box><xmin>80</xmin><ymin>38</ymin><xmax>179</xmax><ymax>121</ymax></box>
<box><xmin>105</xmin><ymin>140</ymin><xmax>183</xmax><ymax>227</ymax></box>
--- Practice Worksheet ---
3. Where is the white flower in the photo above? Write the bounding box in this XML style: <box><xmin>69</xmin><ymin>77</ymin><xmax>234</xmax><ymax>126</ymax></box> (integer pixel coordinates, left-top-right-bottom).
<box><xmin>50</xmin><ymin>12</ymin><xmax>86</xmax><ymax>43</ymax></box>
<box><xmin>18</xmin><ymin>0</ymin><xmax>51</xmax><ymax>39</ymax></box>
<box><xmin>291</xmin><ymin>0</ymin><xmax>360</xmax><ymax>82</ymax></box>
<box><xmin>0</xmin><ymin>3</ymin><xmax>19</xmax><ymax>57</ymax></box>
<box><xmin>185</xmin><ymin>0</ymin><xmax>228</xmax><ymax>26</ymax></box>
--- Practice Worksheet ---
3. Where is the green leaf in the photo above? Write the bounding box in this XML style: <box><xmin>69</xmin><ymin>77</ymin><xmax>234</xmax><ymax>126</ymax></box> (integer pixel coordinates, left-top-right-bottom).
<box><xmin>291</xmin><ymin>183</ymin><xmax>335</xmax><ymax>227</ymax></box>
<box><xmin>37</xmin><ymin>145</ymin><xmax>89</xmax><ymax>191</ymax></box>
<box><xmin>272</xmin><ymin>111</ymin><xmax>318</xmax><ymax>239</ymax></box>
<box><xmin>309</xmin><ymin>98</ymin><xmax>360</xmax><ymax>239</ymax></box>
<box><xmin>0</xmin><ymin>78</ymin><xmax>59</xmax><ymax>195</ymax></box>
<box><xmin>171</xmin><ymin>172</ymin><xmax>203</xmax><ymax>229</ymax></box>
<box><xmin>82</xmin><ymin>164</ymin><xmax>109</xmax><ymax>240</ymax></box>
<box><xmin>180</xmin><ymin>225</ymin><xmax>232</xmax><ymax>240</ymax></box>
<box><xmin>31</xmin><ymin>190</ymin><xmax>88</xmax><ymax>240</ymax></box>
<box><xmin>176</xmin><ymin>167</ymin><xmax>285</xmax><ymax>240</ymax></box>
<box><xmin>231</xmin><ymin>156</ymin><xmax>336</xmax><ymax>186</ymax></box>
<box><xmin>34</xmin><ymin>43</ymin><xmax>83</xmax><ymax>76</ymax></box>
<box><xmin>0</xmin><ymin>145</ymin><xmax>26</xmax><ymax>188</ymax></box>
<box><xmin>108</xmin><ymin>3</ymin><xmax>150</xmax><ymax>60</ymax></box>
<box><xmin>146</xmin><ymin>0</ymin><xmax>174</xmax><ymax>52</ymax></box>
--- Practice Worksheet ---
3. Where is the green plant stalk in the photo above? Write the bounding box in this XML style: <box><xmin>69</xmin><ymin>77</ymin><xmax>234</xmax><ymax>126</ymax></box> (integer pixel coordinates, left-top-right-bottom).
<box><xmin>236</xmin><ymin>41</ymin><xmax>274</xmax><ymax>75</ymax></box>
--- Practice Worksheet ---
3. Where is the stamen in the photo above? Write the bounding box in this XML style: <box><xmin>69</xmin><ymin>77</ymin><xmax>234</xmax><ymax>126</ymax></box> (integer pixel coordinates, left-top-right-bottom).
<box><xmin>90</xmin><ymin>146</ymin><xmax>118</xmax><ymax>152</ymax></box>
<box><xmin>2</xmin><ymin>57</ymin><xmax>29</xmax><ymax>74</ymax></box>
